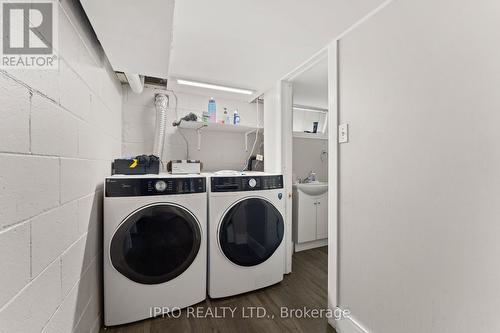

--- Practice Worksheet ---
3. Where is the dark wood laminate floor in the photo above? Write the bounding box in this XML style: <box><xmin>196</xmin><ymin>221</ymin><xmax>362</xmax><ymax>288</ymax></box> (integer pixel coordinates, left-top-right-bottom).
<box><xmin>102</xmin><ymin>247</ymin><xmax>335</xmax><ymax>333</ymax></box>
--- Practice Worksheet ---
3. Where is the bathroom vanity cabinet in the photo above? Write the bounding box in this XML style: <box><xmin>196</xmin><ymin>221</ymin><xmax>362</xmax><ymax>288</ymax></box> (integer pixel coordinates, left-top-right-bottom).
<box><xmin>292</xmin><ymin>185</ymin><xmax>328</xmax><ymax>251</ymax></box>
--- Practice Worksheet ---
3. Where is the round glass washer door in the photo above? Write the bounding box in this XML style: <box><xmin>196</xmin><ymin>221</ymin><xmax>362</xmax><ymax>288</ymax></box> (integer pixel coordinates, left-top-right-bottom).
<box><xmin>218</xmin><ymin>197</ymin><xmax>284</xmax><ymax>267</ymax></box>
<box><xmin>110</xmin><ymin>203</ymin><xmax>201</xmax><ymax>285</ymax></box>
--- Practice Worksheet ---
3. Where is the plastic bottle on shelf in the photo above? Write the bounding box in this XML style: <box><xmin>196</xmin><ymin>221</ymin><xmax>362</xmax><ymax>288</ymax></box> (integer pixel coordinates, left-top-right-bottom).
<box><xmin>202</xmin><ymin>111</ymin><xmax>209</xmax><ymax>123</ymax></box>
<box><xmin>208</xmin><ymin>98</ymin><xmax>216</xmax><ymax>123</ymax></box>
<box><xmin>233</xmin><ymin>109</ymin><xmax>240</xmax><ymax>125</ymax></box>
<box><xmin>224</xmin><ymin>108</ymin><xmax>232</xmax><ymax>125</ymax></box>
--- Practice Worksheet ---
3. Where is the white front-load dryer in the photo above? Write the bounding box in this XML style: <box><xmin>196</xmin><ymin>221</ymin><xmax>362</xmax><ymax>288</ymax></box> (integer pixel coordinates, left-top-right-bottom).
<box><xmin>208</xmin><ymin>173</ymin><xmax>285</xmax><ymax>298</ymax></box>
<box><xmin>103</xmin><ymin>174</ymin><xmax>207</xmax><ymax>326</ymax></box>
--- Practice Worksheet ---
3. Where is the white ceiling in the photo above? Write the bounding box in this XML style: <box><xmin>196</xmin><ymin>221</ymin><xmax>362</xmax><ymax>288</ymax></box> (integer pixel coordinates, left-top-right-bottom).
<box><xmin>291</xmin><ymin>58</ymin><xmax>328</xmax><ymax>110</ymax></box>
<box><xmin>168</xmin><ymin>0</ymin><xmax>385</xmax><ymax>95</ymax></box>
<box><xmin>80</xmin><ymin>0</ymin><xmax>174</xmax><ymax>78</ymax></box>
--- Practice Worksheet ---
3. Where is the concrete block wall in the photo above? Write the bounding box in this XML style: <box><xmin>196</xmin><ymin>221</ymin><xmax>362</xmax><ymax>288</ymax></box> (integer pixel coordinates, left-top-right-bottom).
<box><xmin>0</xmin><ymin>1</ymin><xmax>122</xmax><ymax>332</ymax></box>
<box><xmin>122</xmin><ymin>86</ymin><xmax>264</xmax><ymax>171</ymax></box>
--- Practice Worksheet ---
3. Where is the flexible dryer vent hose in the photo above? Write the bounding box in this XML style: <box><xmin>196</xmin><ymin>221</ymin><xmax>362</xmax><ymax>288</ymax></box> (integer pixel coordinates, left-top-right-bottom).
<box><xmin>153</xmin><ymin>93</ymin><xmax>169</xmax><ymax>159</ymax></box>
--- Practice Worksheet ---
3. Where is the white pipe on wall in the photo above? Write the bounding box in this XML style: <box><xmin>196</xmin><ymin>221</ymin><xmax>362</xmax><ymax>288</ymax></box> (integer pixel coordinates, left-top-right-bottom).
<box><xmin>125</xmin><ymin>73</ymin><xmax>145</xmax><ymax>94</ymax></box>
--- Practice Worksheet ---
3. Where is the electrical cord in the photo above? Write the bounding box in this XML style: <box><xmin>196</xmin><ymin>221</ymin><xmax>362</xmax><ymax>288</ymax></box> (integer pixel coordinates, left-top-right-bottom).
<box><xmin>240</xmin><ymin>99</ymin><xmax>261</xmax><ymax>172</ymax></box>
<box><xmin>240</xmin><ymin>129</ymin><xmax>260</xmax><ymax>172</ymax></box>
<box><xmin>162</xmin><ymin>88</ymin><xmax>190</xmax><ymax>160</ymax></box>
<box><xmin>253</xmin><ymin>139</ymin><xmax>264</xmax><ymax>170</ymax></box>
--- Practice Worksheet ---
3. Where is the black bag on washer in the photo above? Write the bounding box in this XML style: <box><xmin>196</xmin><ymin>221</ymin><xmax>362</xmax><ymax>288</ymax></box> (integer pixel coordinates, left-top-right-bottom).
<box><xmin>112</xmin><ymin>155</ymin><xmax>160</xmax><ymax>175</ymax></box>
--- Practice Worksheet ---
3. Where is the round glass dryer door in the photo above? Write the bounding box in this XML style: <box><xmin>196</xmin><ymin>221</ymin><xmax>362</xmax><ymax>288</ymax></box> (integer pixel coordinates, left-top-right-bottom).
<box><xmin>110</xmin><ymin>203</ymin><xmax>201</xmax><ymax>284</ymax></box>
<box><xmin>219</xmin><ymin>198</ymin><xmax>284</xmax><ymax>266</ymax></box>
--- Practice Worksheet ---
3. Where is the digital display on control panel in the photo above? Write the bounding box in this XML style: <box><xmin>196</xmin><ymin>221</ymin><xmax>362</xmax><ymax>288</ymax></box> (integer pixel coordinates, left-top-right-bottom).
<box><xmin>105</xmin><ymin>177</ymin><xmax>206</xmax><ymax>197</ymax></box>
<box><xmin>211</xmin><ymin>175</ymin><xmax>283</xmax><ymax>192</ymax></box>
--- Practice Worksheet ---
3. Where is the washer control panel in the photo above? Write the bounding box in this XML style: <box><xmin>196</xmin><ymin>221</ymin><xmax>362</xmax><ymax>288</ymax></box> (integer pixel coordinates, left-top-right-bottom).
<box><xmin>211</xmin><ymin>175</ymin><xmax>283</xmax><ymax>192</ymax></box>
<box><xmin>105</xmin><ymin>177</ymin><xmax>206</xmax><ymax>197</ymax></box>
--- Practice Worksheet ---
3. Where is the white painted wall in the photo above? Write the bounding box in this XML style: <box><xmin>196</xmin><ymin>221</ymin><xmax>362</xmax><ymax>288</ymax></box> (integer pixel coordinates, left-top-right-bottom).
<box><xmin>335</xmin><ymin>0</ymin><xmax>500</xmax><ymax>332</ymax></box>
<box><xmin>0</xmin><ymin>1</ymin><xmax>122</xmax><ymax>332</ymax></box>
<box><xmin>263</xmin><ymin>83</ymin><xmax>282</xmax><ymax>173</ymax></box>
<box><xmin>292</xmin><ymin>138</ymin><xmax>328</xmax><ymax>182</ymax></box>
<box><xmin>122</xmin><ymin>86</ymin><xmax>263</xmax><ymax>172</ymax></box>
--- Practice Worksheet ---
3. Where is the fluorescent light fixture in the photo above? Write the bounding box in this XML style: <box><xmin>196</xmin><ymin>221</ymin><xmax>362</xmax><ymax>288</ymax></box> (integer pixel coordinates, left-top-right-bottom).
<box><xmin>176</xmin><ymin>79</ymin><xmax>253</xmax><ymax>95</ymax></box>
<box><xmin>293</xmin><ymin>106</ymin><xmax>328</xmax><ymax>113</ymax></box>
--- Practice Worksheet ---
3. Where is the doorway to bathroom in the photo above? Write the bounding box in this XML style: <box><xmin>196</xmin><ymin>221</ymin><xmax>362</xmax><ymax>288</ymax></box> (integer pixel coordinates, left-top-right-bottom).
<box><xmin>289</xmin><ymin>56</ymin><xmax>329</xmax><ymax>252</ymax></box>
<box><xmin>276</xmin><ymin>46</ymin><xmax>338</xmax><ymax>327</ymax></box>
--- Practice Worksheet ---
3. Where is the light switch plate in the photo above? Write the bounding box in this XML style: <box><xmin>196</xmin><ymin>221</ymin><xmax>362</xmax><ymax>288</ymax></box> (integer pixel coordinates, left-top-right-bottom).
<box><xmin>338</xmin><ymin>123</ymin><xmax>349</xmax><ymax>143</ymax></box>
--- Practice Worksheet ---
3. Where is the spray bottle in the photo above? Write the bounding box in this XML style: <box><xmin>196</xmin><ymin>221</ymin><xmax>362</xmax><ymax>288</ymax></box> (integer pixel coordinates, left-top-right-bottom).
<box><xmin>233</xmin><ymin>109</ymin><xmax>240</xmax><ymax>125</ymax></box>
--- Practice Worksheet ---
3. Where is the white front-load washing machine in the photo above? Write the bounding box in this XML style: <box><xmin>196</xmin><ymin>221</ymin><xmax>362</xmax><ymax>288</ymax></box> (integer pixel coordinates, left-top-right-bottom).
<box><xmin>103</xmin><ymin>174</ymin><xmax>207</xmax><ymax>326</ymax></box>
<box><xmin>208</xmin><ymin>172</ymin><xmax>285</xmax><ymax>298</ymax></box>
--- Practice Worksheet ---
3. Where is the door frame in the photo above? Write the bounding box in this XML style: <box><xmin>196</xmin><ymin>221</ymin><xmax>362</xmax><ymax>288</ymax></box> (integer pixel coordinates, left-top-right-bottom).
<box><xmin>280</xmin><ymin>80</ymin><xmax>294</xmax><ymax>274</ymax></box>
<box><xmin>326</xmin><ymin>41</ymin><xmax>339</xmax><ymax>325</ymax></box>
<box><xmin>278</xmin><ymin>47</ymin><xmax>337</xmax><ymax>310</ymax></box>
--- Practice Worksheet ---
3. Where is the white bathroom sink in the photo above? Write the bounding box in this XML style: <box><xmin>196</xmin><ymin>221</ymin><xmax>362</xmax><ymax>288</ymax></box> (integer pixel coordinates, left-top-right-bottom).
<box><xmin>293</xmin><ymin>182</ymin><xmax>328</xmax><ymax>196</ymax></box>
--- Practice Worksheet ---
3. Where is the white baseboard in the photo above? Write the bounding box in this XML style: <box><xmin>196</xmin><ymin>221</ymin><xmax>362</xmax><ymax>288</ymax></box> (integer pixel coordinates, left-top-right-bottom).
<box><xmin>328</xmin><ymin>317</ymin><xmax>336</xmax><ymax>329</ymax></box>
<box><xmin>334</xmin><ymin>314</ymin><xmax>369</xmax><ymax>333</ymax></box>
<box><xmin>294</xmin><ymin>238</ymin><xmax>328</xmax><ymax>252</ymax></box>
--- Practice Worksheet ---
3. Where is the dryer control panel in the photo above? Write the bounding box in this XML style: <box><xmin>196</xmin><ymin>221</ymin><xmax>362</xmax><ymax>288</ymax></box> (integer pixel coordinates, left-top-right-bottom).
<box><xmin>211</xmin><ymin>175</ymin><xmax>283</xmax><ymax>192</ymax></box>
<box><xmin>105</xmin><ymin>177</ymin><xmax>206</xmax><ymax>197</ymax></box>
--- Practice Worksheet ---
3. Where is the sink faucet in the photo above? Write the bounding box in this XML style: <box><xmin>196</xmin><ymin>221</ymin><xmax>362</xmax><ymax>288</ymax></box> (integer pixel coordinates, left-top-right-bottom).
<box><xmin>303</xmin><ymin>171</ymin><xmax>317</xmax><ymax>183</ymax></box>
